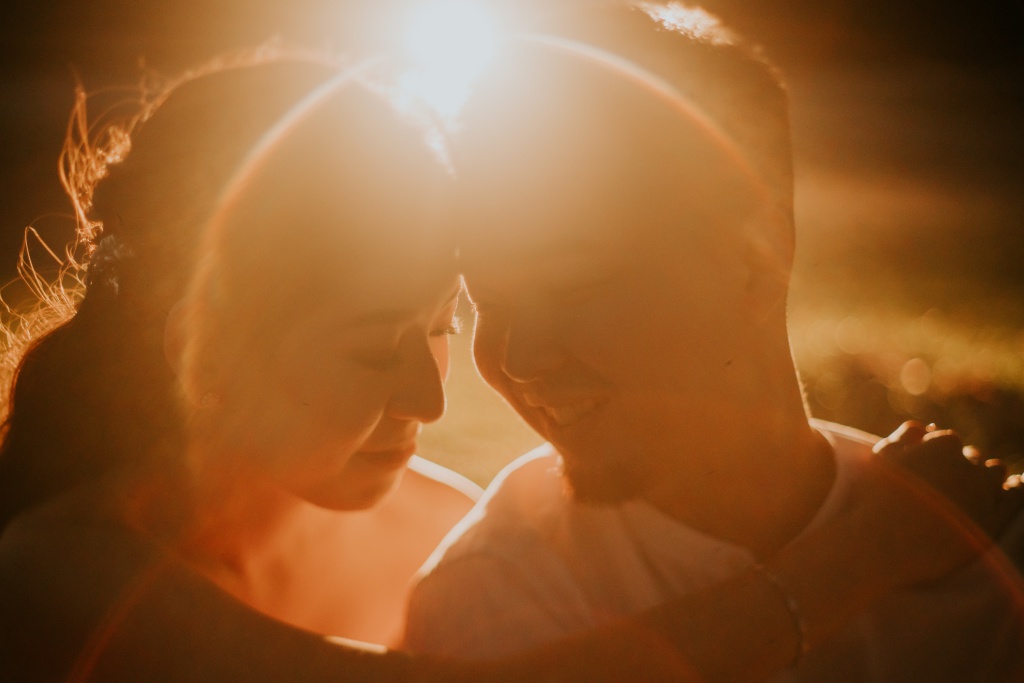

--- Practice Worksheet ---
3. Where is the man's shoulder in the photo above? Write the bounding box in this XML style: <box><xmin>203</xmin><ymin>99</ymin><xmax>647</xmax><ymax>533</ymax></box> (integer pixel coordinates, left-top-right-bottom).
<box><xmin>810</xmin><ymin>419</ymin><xmax>880</xmax><ymax>473</ymax></box>
<box><xmin>405</xmin><ymin>445</ymin><xmax>598</xmax><ymax>658</ymax></box>
<box><xmin>483</xmin><ymin>443</ymin><xmax>566</xmax><ymax>520</ymax></box>
<box><xmin>420</xmin><ymin>444</ymin><xmax>566</xmax><ymax>569</ymax></box>
<box><xmin>810</xmin><ymin>418</ymin><xmax>879</xmax><ymax>449</ymax></box>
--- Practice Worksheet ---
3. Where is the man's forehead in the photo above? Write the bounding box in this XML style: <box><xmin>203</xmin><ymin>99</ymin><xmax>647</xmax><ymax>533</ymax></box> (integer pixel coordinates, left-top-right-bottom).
<box><xmin>462</xmin><ymin>232</ymin><xmax>612</xmax><ymax>268</ymax></box>
<box><xmin>454</xmin><ymin>129</ymin><xmax>755</xmax><ymax>269</ymax></box>
<box><xmin>460</xmin><ymin>236</ymin><xmax>617</xmax><ymax>296</ymax></box>
<box><xmin>451</xmin><ymin>40</ymin><xmax>772</xmax><ymax>284</ymax></box>
<box><xmin>461</xmin><ymin>70</ymin><xmax>756</xmax><ymax>213</ymax></box>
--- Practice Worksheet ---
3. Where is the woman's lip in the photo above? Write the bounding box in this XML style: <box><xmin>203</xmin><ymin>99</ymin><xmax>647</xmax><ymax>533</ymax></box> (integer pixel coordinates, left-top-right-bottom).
<box><xmin>355</xmin><ymin>442</ymin><xmax>417</xmax><ymax>465</ymax></box>
<box><xmin>359</xmin><ymin>441</ymin><xmax>417</xmax><ymax>455</ymax></box>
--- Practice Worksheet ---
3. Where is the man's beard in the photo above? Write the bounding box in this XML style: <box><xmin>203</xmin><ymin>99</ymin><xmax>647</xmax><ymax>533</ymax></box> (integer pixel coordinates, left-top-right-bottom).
<box><xmin>558</xmin><ymin>451</ymin><xmax>652</xmax><ymax>506</ymax></box>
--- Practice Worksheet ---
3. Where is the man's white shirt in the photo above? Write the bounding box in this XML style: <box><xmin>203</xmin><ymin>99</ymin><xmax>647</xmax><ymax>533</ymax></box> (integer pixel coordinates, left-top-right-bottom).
<box><xmin>404</xmin><ymin>420</ymin><xmax>1024</xmax><ymax>681</ymax></box>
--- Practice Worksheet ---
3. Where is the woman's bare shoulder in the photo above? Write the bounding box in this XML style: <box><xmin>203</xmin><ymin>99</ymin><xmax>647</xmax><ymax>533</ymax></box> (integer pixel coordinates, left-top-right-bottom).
<box><xmin>389</xmin><ymin>457</ymin><xmax>480</xmax><ymax>532</ymax></box>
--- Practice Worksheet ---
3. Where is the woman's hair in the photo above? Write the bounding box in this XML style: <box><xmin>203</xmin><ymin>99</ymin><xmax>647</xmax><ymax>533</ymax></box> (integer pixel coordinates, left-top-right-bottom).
<box><xmin>0</xmin><ymin>46</ymin><xmax>439</xmax><ymax>533</ymax></box>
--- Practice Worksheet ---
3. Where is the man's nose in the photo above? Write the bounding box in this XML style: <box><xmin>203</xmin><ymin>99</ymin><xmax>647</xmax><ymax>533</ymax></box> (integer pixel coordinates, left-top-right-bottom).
<box><xmin>386</xmin><ymin>340</ymin><xmax>446</xmax><ymax>424</ymax></box>
<box><xmin>500</xmin><ymin>312</ymin><xmax>567</xmax><ymax>382</ymax></box>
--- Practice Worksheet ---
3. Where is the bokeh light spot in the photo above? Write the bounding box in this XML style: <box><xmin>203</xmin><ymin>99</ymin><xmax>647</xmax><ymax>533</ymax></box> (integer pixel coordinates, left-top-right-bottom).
<box><xmin>900</xmin><ymin>357</ymin><xmax>932</xmax><ymax>396</ymax></box>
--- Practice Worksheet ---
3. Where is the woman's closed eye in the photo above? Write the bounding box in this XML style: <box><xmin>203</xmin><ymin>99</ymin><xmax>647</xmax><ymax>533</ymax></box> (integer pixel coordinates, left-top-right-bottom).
<box><xmin>351</xmin><ymin>316</ymin><xmax>461</xmax><ymax>371</ymax></box>
<box><xmin>351</xmin><ymin>345</ymin><xmax>402</xmax><ymax>372</ymax></box>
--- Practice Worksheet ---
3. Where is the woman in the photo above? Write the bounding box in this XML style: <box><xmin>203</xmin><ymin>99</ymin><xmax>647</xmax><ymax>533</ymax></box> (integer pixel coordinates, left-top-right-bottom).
<box><xmin>0</xmin><ymin>49</ymin><xmax>1017</xmax><ymax>682</ymax></box>
<box><xmin>0</xmin><ymin>52</ymin><xmax>479</xmax><ymax>649</ymax></box>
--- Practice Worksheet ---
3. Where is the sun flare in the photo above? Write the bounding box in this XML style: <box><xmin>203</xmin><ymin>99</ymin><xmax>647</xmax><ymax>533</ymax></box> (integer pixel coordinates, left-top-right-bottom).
<box><xmin>399</xmin><ymin>0</ymin><xmax>500</xmax><ymax>119</ymax></box>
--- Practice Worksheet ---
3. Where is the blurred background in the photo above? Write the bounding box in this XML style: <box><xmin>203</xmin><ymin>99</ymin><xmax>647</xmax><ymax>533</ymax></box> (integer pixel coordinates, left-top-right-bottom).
<box><xmin>2</xmin><ymin>0</ymin><xmax>1022</xmax><ymax>485</ymax></box>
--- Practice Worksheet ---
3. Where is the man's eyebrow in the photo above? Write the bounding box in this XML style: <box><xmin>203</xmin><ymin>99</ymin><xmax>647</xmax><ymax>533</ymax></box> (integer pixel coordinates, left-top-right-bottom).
<box><xmin>534</xmin><ymin>238</ymin><xmax>609</xmax><ymax>257</ymax></box>
<box><xmin>525</xmin><ymin>240</ymin><xmax>617</xmax><ymax>271</ymax></box>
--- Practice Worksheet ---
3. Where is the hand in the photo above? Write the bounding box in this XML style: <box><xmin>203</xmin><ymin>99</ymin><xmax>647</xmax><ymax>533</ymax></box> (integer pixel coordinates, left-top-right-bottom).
<box><xmin>856</xmin><ymin>421</ymin><xmax>1024</xmax><ymax>586</ymax></box>
<box><xmin>873</xmin><ymin>421</ymin><xmax>1024</xmax><ymax>539</ymax></box>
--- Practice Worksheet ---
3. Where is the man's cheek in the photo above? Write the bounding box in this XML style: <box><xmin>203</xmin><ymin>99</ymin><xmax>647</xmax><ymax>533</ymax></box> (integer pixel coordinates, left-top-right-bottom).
<box><xmin>472</xmin><ymin>322</ymin><xmax>506</xmax><ymax>387</ymax></box>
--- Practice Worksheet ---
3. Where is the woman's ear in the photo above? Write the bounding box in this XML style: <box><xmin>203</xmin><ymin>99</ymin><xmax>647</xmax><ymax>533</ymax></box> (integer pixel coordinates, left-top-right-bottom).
<box><xmin>166</xmin><ymin>298</ymin><xmax>221</xmax><ymax>409</ymax></box>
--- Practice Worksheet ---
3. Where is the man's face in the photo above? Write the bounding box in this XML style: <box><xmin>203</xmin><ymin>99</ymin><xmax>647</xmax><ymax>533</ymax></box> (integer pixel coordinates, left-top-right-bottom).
<box><xmin>458</xmin><ymin>63</ymin><xmax>769</xmax><ymax>503</ymax></box>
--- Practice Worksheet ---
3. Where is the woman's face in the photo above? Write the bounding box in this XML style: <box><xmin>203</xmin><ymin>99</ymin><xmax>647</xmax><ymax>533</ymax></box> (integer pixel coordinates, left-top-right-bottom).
<box><xmin>186</xmin><ymin>83</ymin><xmax>459</xmax><ymax>511</ymax></box>
<box><xmin>255</xmin><ymin>254</ymin><xmax>461</xmax><ymax>511</ymax></box>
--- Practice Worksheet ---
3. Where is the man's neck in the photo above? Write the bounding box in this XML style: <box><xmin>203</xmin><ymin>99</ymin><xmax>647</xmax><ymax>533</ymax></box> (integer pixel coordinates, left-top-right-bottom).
<box><xmin>642</xmin><ymin>406</ymin><xmax>836</xmax><ymax>560</ymax></box>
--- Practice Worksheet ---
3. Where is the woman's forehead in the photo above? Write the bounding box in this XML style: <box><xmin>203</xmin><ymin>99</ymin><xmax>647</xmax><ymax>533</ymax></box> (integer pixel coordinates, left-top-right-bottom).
<box><xmin>210</xmin><ymin>84</ymin><xmax>455</xmax><ymax>260</ymax></box>
<box><xmin>225</xmin><ymin>83</ymin><xmax>451</xmax><ymax>219</ymax></box>
<box><xmin>187</xmin><ymin>77</ymin><xmax>459</xmax><ymax>329</ymax></box>
<box><xmin>288</xmin><ymin>252</ymin><xmax>461</xmax><ymax>329</ymax></box>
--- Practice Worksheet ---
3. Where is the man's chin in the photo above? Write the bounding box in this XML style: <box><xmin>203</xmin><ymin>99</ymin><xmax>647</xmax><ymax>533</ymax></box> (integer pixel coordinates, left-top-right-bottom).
<box><xmin>558</xmin><ymin>455</ymin><xmax>650</xmax><ymax>506</ymax></box>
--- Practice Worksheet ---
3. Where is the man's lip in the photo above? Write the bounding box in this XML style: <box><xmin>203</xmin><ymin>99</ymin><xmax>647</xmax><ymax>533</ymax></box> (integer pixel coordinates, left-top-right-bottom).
<box><xmin>525</xmin><ymin>395</ymin><xmax>610</xmax><ymax>429</ymax></box>
<box><xmin>520</xmin><ymin>390</ymin><xmax>609</xmax><ymax>408</ymax></box>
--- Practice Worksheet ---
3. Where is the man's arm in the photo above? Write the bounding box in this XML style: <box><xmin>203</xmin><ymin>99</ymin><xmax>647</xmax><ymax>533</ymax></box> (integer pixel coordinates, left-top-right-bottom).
<box><xmin>0</xmin><ymin>504</ymin><xmax>704</xmax><ymax>683</ymax></box>
<box><xmin>405</xmin><ymin>553</ymin><xmax>590</xmax><ymax>659</ymax></box>
<box><xmin>3</xmin><ymin>425</ymin><xmax>1017</xmax><ymax>683</ymax></box>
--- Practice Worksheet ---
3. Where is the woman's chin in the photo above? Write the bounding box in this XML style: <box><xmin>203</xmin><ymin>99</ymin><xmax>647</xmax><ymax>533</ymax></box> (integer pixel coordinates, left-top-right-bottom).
<box><xmin>297</xmin><ymin>459</ymin><xmax>409</xmax><ymax>512</ymax></box>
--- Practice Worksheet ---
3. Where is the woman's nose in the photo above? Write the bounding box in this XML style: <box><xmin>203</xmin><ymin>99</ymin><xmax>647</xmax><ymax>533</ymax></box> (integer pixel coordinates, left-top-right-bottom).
<box><xmin>386</xmin><ymin>339</ymin><xmax>446</xmax><ymax>424</ymax></box>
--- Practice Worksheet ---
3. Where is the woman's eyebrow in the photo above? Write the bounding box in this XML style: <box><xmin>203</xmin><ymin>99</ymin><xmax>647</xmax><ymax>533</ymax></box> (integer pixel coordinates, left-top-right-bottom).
<box><xmin>346</xmin><ymin>309</ymin><xmax>416</xmax><ymax>327</ymax></box>
<box><xmin>345</xmin><ymin>284</ymin><xmax>462</xmax><ymax>327</ymax></box>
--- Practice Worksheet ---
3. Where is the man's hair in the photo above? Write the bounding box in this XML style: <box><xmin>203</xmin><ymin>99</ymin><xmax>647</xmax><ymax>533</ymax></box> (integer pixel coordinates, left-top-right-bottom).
<box><xmin>547</xmin><ymin>1</ymin><xmax>795</xmax><ymax>224</ymax></box>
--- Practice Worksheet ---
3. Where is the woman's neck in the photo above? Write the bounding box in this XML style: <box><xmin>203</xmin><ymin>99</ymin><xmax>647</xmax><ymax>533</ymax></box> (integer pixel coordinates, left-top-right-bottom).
<box><xmin>179</xmin><ymin>463</ymin><xmax>315</xmax><ymax>582</ymax></box>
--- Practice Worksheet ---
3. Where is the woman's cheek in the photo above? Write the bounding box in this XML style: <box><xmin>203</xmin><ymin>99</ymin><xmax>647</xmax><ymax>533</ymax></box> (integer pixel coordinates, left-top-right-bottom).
<box><xmin>429</xmin><ymin>334</ymin><xmax>452</xmax><ymax>381</ymax></box>
<box><xmin>331</xmin><ymin>364</ymin><xmax>398</xmax><ymax>420</ymax></box>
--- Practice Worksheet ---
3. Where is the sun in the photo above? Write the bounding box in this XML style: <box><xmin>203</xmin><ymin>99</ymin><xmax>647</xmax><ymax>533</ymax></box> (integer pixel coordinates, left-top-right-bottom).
<box><xmin>398</xmin><ymin>0</ymin><xmax>500</xmax><ymax>119</ymax></box>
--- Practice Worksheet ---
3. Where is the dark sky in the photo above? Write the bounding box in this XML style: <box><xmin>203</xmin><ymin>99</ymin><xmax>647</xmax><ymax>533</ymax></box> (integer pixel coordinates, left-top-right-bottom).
<box><xmin>1</xmin><ymin>0</ymin><xmax>1022</xmax><ymax>305</ymax></box>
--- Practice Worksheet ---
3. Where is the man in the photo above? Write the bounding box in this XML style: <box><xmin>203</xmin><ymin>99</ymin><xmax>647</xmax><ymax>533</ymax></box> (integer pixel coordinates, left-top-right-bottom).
<box><xmin>404</xmin><ymin>3</ymin><xmax>1024</xmax><ymax>679</ymax></box>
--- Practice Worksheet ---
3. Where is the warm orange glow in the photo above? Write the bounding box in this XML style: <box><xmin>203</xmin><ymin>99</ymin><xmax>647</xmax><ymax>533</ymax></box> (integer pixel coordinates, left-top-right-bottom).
<box><xmin>398</xmin><ymin>0</ymin><xmax>499</xmax><ymax>119</ymax></box>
